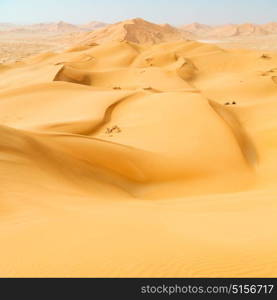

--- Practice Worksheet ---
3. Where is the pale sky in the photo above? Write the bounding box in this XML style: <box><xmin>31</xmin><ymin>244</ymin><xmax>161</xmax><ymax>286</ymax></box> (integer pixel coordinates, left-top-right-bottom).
<box><xmin>0</xmin><ymin>0</ymin><xmax>276</xmax><ymax>25</ymax></box>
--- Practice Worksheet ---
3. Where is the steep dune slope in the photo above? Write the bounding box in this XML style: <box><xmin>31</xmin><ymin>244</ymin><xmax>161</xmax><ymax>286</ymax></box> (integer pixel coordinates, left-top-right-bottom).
<box><xmin>1</xmin><ymin>40</ymin><xmax>277</xmax><ymax>277</ymax></box>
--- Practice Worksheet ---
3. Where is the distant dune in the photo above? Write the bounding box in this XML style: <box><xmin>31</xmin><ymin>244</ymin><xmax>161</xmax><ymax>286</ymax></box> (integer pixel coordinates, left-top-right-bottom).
<box><xmin>77</xmin><ymin>18</ymin><xmax>192</xmax><ymax>45</ymax></box>
<box><xmin>80</xmin><ymin>21</ymin><xmax>109</xmax><ymax>31</ymax></box>
<box><xmin>0</xmin><ymin>22</ymin><xmax>18</xmax><ymax>31</ymax></box>
<box><xmin>181</xmin><ymin>22</ymin><xmax>213</xmax><ymax>36</ymax></box>
<box><xmin>261</xmin><ymin>22</ymin><xmax>277</xmax><ymax>34</ymax></box>
<box><xmin>2</xmin><ymin>19</ymin><xmax>277</xmax><ymax>39</ymax></box>
<box><xmin>181</xmin><ymin>22</ymin><xmax>277</xmax><ymax>38</ymax></box>
<box><xmin>26</xmin><ymin>21</ymin><xmax>81</xmax><ymax>32</ymax></box>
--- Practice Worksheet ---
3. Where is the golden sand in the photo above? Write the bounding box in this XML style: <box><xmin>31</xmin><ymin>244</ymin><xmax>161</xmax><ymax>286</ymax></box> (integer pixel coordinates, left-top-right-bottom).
<box><xmin>0</xmin><ymin>39</ymin><xmax>277</xmax><ymax>277</ymax></box>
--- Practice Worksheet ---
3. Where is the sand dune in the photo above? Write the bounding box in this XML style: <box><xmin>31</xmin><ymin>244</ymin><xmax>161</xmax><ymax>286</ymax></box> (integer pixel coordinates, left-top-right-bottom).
<box><xmin>80</xmin><ymin>21</ymin><xmax>109</xmax><ymax>31</ymax></box>
<box><xmin>1</xmin><ymin>38</ymin><xmax>277</xmax><ymax>277</ymax></box>
<box><xmin>181</xmin><ymin>22</ymin><xmax>277</xmax><ymax>38</ymax></box>
<box><xmin>3</xmin><ymin>19</ymin><xmax>277</xmax><ymax>66</ymax></box>
<box><xmin>78</xmin><ymin>18</ymin><xmax>191</xmax><ymax>45</ymax></box>
<box><xmin>0</xmin><ymin>20</ymin><xmax>107</xmax><ymax>64</ymax></box>
<box><xmin>0</xmin><ymin>21</ymin><xmax>108</xmax><ymax>33</ymax></box>
<box><xmin>18</xmin><ymin>21</ymin><xmax>81</xmax><ymax>33</ymax></box>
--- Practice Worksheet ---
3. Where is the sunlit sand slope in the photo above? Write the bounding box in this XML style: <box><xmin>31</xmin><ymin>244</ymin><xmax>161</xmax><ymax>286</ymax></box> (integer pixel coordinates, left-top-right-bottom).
<box><xmin>0</xmin><ymin>40</ymin><xmax>277</xmax><ymax>277</ymax></box>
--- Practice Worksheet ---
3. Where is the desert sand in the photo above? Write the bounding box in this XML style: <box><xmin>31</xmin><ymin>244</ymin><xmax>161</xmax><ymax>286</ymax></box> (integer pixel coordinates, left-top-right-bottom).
<box><xmin>1</xmin><ymin>19</ymin><xmax>277</xmax><ymax>277</ymax></box>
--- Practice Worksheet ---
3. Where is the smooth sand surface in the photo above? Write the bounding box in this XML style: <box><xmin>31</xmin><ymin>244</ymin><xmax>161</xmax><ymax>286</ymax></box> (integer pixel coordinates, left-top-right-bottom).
<box><xmin>1</xmin><ymin>40</ymin><xmax>277</xmax><ymax>277</ymax></box>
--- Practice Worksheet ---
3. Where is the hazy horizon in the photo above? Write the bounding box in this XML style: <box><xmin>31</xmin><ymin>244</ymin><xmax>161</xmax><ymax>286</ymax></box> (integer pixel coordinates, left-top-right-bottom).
<box><xmin>0</xmin><ymin>0</ymin><xmax>276</xmax><ymax>26</ymax></box>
